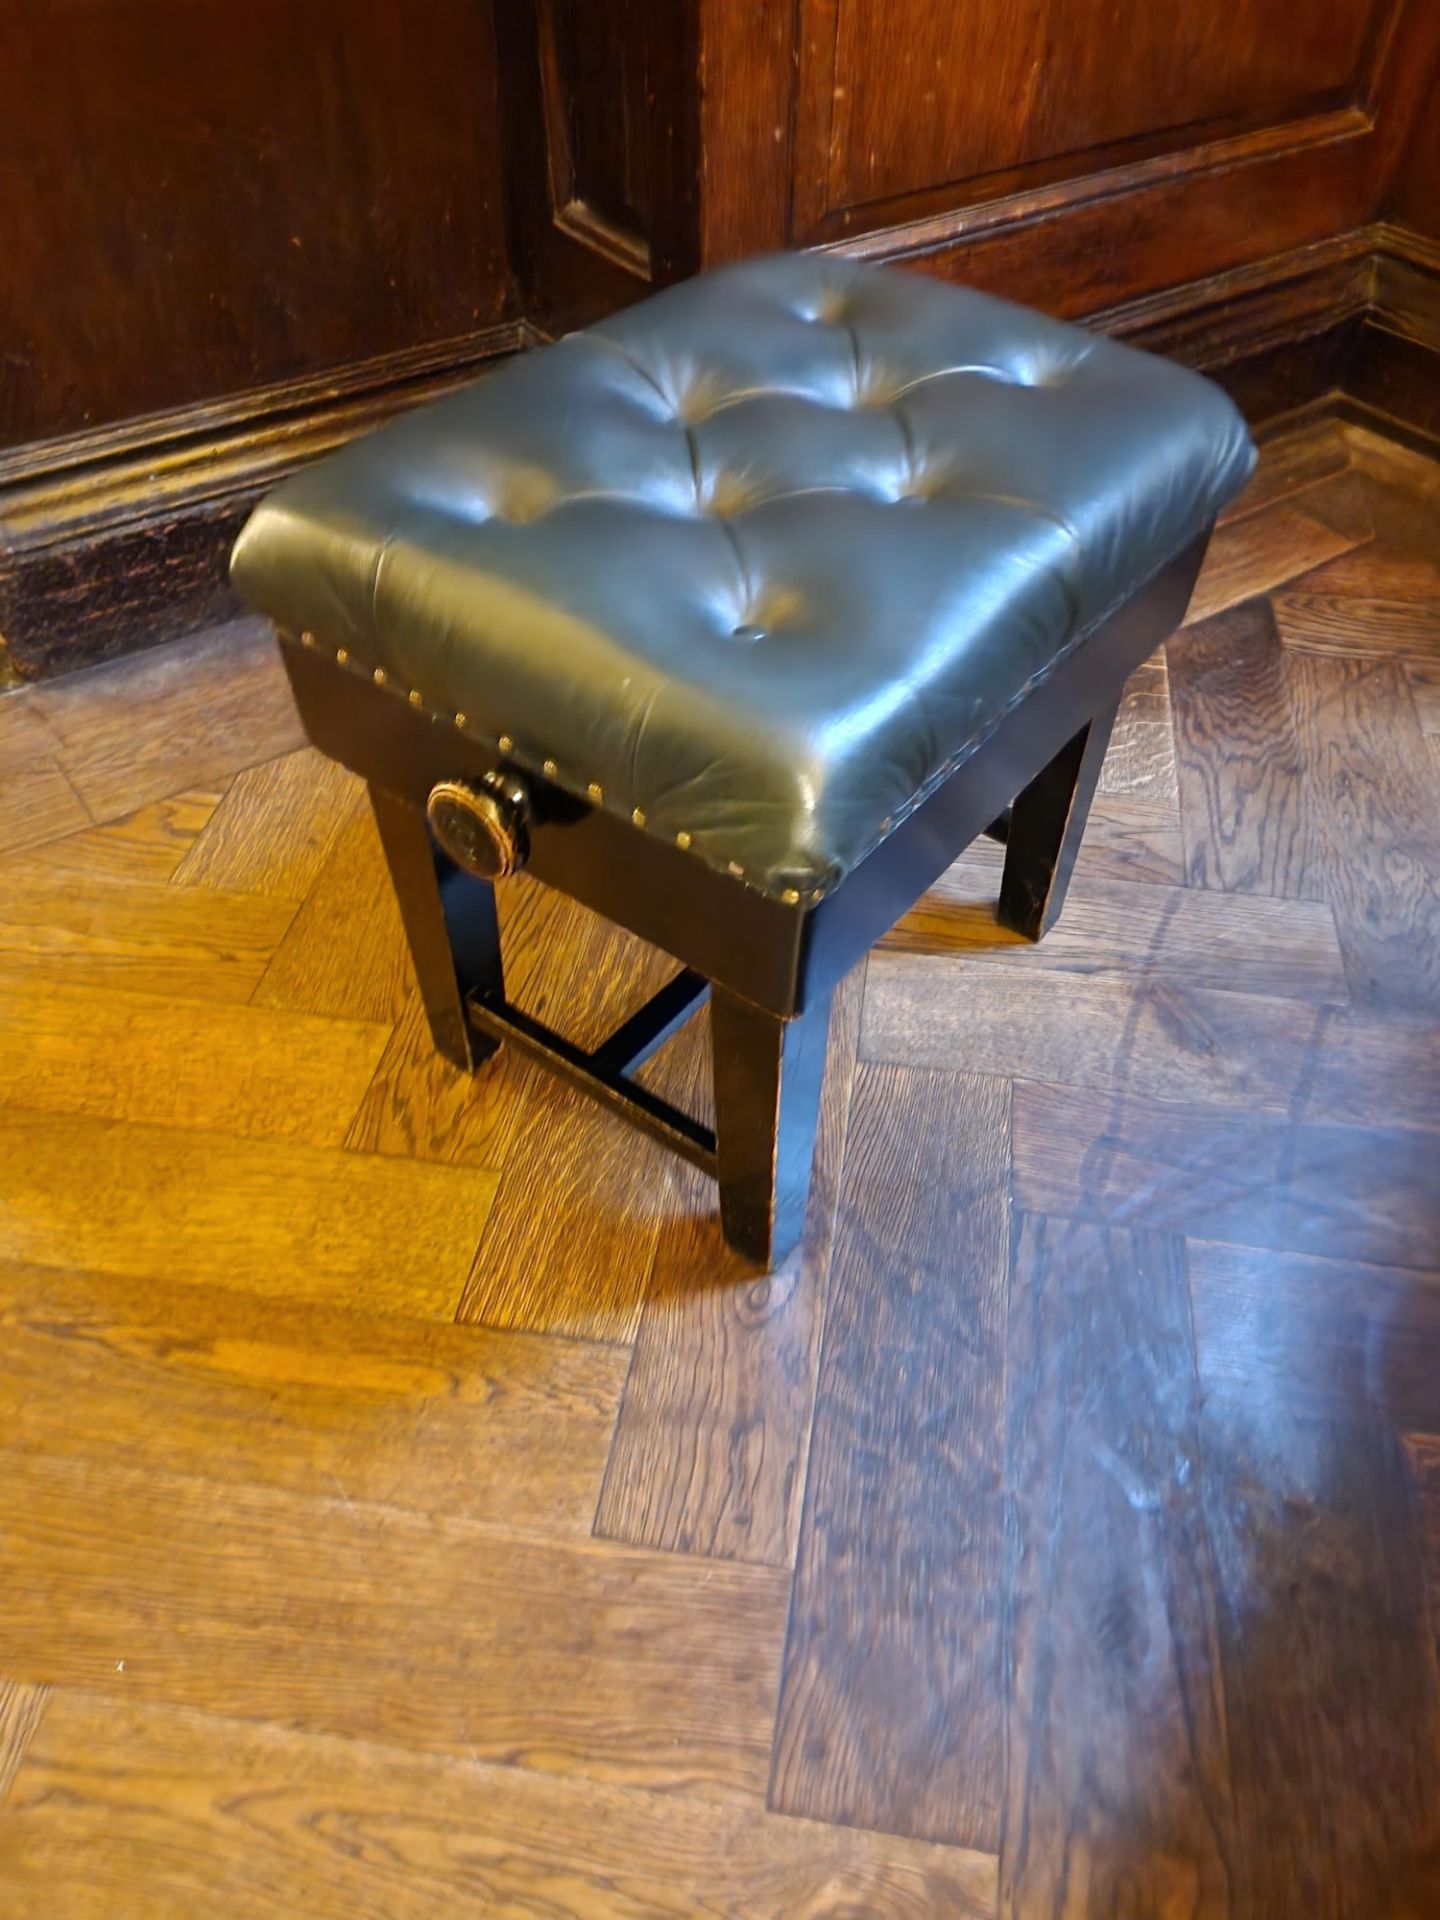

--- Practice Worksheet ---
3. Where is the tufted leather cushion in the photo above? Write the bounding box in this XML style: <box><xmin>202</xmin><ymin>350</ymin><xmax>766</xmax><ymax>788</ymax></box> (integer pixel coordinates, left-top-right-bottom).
<box><xmin>231</xmin><ymin>253</ymin><xmax>1254</xmax><ymax>902</ymax></box>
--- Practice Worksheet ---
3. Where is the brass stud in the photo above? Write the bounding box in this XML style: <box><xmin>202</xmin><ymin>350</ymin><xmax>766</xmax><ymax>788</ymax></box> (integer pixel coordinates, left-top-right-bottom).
<box><xmin>676</xmin><ymin>830</ymin><xmax>692</xmax><ymax>850</ymax></box>
<box><xmin>372</xmin><ymin>667</ymin><xmax>387</xmax><ymax>687</ymax></box>
<box><xmin>301</xmin><ymin>630</ymin><xmax>316</xmax><ymax>648</ymax></box>
<box><xmin>498</xmin><ymin>734</ymin><xmax>513</xmax><ymax>754</ymax></box>
<box><xmin>408</xmin><ymin>689</ymin><xmax>423</xmax><ymax>706</ymax></box>
<box><xmin>587</xmin><ymin>781</ymin><xmax>603</xmax><ymax>802</ymax></box>
<box><xmin>336</xmin><ymin>647</ymin><xmax>349</xmax><ymax>666</ymax></box>
<box><xmin>781</xmin><ymin>887</ymin><xmax>801</xmax><ymax>906</ymax></box>
<box><xmin>543</xmin><ymin>759</ymin><xmax>558</xmax><ymax>778</ymax></box>
<box><xmin>727</xmin><ymin>860</ymin><xmax>744</xmax><ymax>878</ymax></box>
<box><xmin>631</xmin><ymin>807</ymin><xmax>646</xmax><ymax>827</ymax></box>
<box><xmin>454</xmin><ymin>713</ymin><xmax>468</xmax><ymax>729</ymax></box>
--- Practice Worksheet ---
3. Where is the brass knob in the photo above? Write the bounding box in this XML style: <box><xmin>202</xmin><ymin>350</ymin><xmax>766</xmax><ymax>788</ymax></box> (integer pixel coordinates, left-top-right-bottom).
<box><xmin>426</xmin><ymin>772</ymin><xmax>530</xmax><ymax>879</ymax></box>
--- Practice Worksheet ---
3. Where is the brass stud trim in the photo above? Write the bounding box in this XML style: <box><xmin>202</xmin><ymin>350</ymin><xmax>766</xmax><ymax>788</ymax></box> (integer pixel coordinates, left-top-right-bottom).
<box><xmin>314</xmin><ymin>640</ymin><xmax>819</xmax><ymax>907</ymax></box>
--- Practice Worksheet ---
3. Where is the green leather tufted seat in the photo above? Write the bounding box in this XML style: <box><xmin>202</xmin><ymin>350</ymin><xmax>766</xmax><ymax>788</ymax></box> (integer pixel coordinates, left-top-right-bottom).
<box><xmin>231</xmin><ymin>252</ymin><xmax>1254</xmax><ymax>905</ymax></box>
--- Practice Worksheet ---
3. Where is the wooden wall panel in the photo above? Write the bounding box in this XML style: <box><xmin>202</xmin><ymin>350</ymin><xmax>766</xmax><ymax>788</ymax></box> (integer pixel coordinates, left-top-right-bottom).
<box><xmin>492</xmin><ymin>0</ymin><xmax>697</xmax><ymax>330</ymax></box>
<box><xmin>807</xmin><ymin>0</ymin><xmax>1388</xmax><ymax>223</ymax></box>
<box><xmin>0</xmin><ymin>0</ymin><xmax>515</xmax><ymax>449</ymax></box>
<box><xmin>536</xmin><ymin>0</ymin><xmax>659</xmax><ymax>275</ymax></box>
<box><xmin>1390</xmin><ymin>49</ymin><xmax>1440</xmax><ymax>238</ymax></box>
<box><xmin>2</xmin><ymin>0</ymin><xmax>1439</xmax><ymax>683</ymax></box>
<box><xmin>754</xmin><ymin>0</ymin><xmax>1436</xmax><ymax>334</ymax></box>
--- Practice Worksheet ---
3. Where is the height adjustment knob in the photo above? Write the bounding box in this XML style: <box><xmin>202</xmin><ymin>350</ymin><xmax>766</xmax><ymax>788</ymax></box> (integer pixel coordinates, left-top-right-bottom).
<box><xmin>426</xmin><ymin>771</ymin><xmax>530</xmax><ymax>879</ymax></box>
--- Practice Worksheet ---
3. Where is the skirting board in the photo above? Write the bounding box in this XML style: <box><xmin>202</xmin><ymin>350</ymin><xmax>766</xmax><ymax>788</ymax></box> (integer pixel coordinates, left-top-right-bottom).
<box><xmin>1</xmin><ymin>228</ymin><xmax>1436</xmax><ymax>684</ymax></box>
<box><xmin>0</xmin><ymin>318</ymin><xmax>534</xmax><ymax>683</ymax></box>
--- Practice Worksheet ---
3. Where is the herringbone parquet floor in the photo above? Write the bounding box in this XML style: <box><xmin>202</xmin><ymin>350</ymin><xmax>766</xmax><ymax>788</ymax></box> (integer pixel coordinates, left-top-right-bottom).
<box><xmin>0</xmin><ymin>418</ymin><xmax>1437</xmax><ymax>1917</ymax></box>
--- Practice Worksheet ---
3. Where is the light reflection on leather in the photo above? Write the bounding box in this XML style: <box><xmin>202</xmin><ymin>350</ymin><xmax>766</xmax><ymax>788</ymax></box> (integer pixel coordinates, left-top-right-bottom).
<box><xmin>232</xmin><ymin>253</ymin><xmax>1254</xmax><ymax>902</ymax></box>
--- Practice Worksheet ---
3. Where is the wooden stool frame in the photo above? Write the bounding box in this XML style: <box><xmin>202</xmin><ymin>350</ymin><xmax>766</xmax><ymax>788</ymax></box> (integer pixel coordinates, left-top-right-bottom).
<box><xmin>277</xmin><ymin>529</ymin><xmax>1210</xmax><ymax>1266</ymax></box>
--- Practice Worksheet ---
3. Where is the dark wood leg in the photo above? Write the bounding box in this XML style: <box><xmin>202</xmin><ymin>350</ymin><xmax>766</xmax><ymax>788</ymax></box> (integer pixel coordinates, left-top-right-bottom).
<box><xmin>368</xmin><ymin>782</ymin><xmax>503</xmax><ymax>1071</ymax></box>
<box><xmin>710</xmin><ymin>985</ymin><xmax>834</xmax><ymax>1268</ymax></box>
<box><xmin>996</xmin><ymin>696</ymin><xmax>1120</xmax><ymax>941</ymax></box>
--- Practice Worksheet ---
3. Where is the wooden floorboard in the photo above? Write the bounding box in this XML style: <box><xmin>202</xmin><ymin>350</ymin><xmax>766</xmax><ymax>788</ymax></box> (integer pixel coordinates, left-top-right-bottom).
<box><xmin>1012</xmin><ymin>1080</ymin><xmax>1439</xmax><ymax>1271</ymax></box>
<box><xmin>0</xmin><ymin>755</ymin><xmax>90</xmax><ymax>860</ymax></box>
<box><xmin>1201</xmin><ymin>1403</ymin><xmax>1440</xmax><ymax>1917</ymax></box>
<box><xmin>0</xmin><ymin>687</ymin><xmax>62</xmax><ymax>769</ymax></box>
<box><xmin>5</xmin><ymin>787</ymin><xmax>222</xmax><ymax>882</ymax></box>
<box><xmin>0</xmin><ymin>1113</ymin><xmax>495</xmax><ymax>1315</ymax></box>
<box><xmin>595</xmin><ymin>970</ymin><xmax>862</xmax><ymax>1567</ymax></box>
<box><xmin>174</xmin><ymin>746</ymin><xmax>358</xmax><ymax>898</ymax></box>
<box><xmin>343</xmin><ymin>983</ymin><xmax>522</xmax><ymax>1168</ymax></box>
<box><xmin>35</xmin><ymin>621</ymin><xmax>304</xmax><ymax>823</ymax></box>
<box><xmin>1216</xmin><ymin>418</ymin><xmax>1350</xmax><ymax>524</ymax></box>
<box><xmin>433</xmin><ymin>879</ymin><xmax>688</xmax><ymax>1345</ymax></box>
<box><xmin>882</xmin><ymin>857</ymin><xmax>1347</xmax><ymax>998</ymax></box>
<box><xmin>1281</xmin><ymin>583</ymin><xmax>1440</xmax><ymax>661</ymax></box>
<box><xmin>0</xmin><ymin>1261</ymin><xmax>628</xmax><ymax>1535</ymax></box>
<box><xmin>1408</xmin><ymin>1433</ymin><xmax>1440</xmax><ymax>1666</ymax></box>
<box><xmin>949</xmin><ymin>792</ymin><xmax>1187</xmax><ymax>886</ymax></box>
<box><xmin>457</xmin><ymin>1063</ymin><xmax>688</xmax><ymax>1343</ymax></box>
<box><xmin>251</xmin><ymin>798</ymin><xmax>415</xmax><ymax>1024</ymax></box>
<box><xmin>769</xmin><ymin>1065</ymin><xmax>1011</xmax><ymax>1851</ymax></box>
<box><xmin>1168</xmin><ymin>600</ymin><xmax>1322</xmax><ymax>898</ymax></box>
<box><xmin>1181</xmin><ymin>486</ymin><xmax>1363</xmax><ymax>628</ymax></box>
<box><xmin>0</xmin><ymin>1683</ymin><xmax>47</xmax><ymax>1812</ymax></box>
<box><xmin>1189</xmin><ymin>1241</ymin><xmax>1440</xmax><ymax>1431</ymax></box>
<box><xmin>1288</xmin><ymin>650</ymin><xmax>1440</xmax><ymax>1016</ymax></box>
<box><xmin>0</xmin><ymin>1449</ymin><xmax>790</xmax><ymax>1800</ymax></box>
<box><xmin>0</xmin><ymin>979</ymin><xmax>389</xmax><ymax>1144</ymax></box>
<box><xmin>0</xmin><ymin>866</ymin><xmax>296</xmax><ymax>1002</ymax></box>
<box><xmin>1000</xmin><ymin>1217</ymin><xmax>1234</xmax><ymax>1918</ymax></box>
<box><xmin>0</xmin><ymin>1692</ymin><xmax>999</xmax><ymax>1920</ymax></box>
<box><xmin>1406</xmin><ymin>656</ymin><xmax>1440</xmax><ymax>736</ymax></box>
<box><xmin>1098</xmin><ymin>712</ymin><xmax>1178</xmax><ymax>808</ymax></box>
<box><xmin>863</xmin><ymin>959</ymin><xmax>1440</xmax><ymax>1130</ymax></box>
<box><xmin>1271</xmin><ymin>543</ymin><xmax>1440</xmax><ymax>661</ymax></box>
<box><xmin>1</xmin><ymin>425</ymin><xmax>1439</xmax><ymax>1913</ymax></box>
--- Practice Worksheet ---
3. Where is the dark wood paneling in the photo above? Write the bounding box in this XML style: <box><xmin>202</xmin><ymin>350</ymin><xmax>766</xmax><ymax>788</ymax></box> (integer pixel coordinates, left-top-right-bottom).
<box><xmin>0</xmin><ymin>1</ymin><xmax>516</xmax><ymax>449</ymax></box>
<box><xmin>536</xmin><ymin>0</ymin><xmax>659</xmax><ymax>275</ymax></box>
<box><xmin>6</xmin><ymin>0</ymin><xmax>1440</xmax><ymax>686</ymax></box>
<box><xmin>803</xmin><ymin>0</ymin><xmax>1387</xmax><ymax>221</ymax></box>
<box><xmin>781</xmin><ymin>0</ymin><xmax>1440</xmax><ymax>328</ymax></box>
<box><xmin>1349</xmin><ymin>232</ymin><xmax>1440</xmax><ymax>454</ymax></box>
<box><xmin>688</xmin><ymin>0</ymin><xmax>1440</xmax><ymax>351</ymax></box>
<box><xmin>0</xmin><ymin>321</ymin><xmax>526</xmax><ymax>681</ymax></box>
<box><xmin>693</xmin><ymin>0</ymin><xmax>797</xmax><ymax>267</ymax></box>
<box><xmin>1389</xmin><ymin>25</ymin><xmax>1440</xmax><ymax>237</ymax></box>
<box><xmin>495</xmin><ymin>0</ymin><xmax>698</xmax><ymax>328</ymax></box>
<box><xmin>0</xmin><ymin>497</ymin><xmax>257</xmax><ymax>683</ymax></box>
